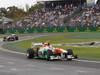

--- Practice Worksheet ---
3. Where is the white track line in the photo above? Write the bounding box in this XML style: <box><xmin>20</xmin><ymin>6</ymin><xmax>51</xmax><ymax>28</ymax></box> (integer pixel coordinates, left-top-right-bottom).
<box><xmin>76</xmin><ymin>59</ymin><xmax>100</xmax><ymax>63</ymax></box>
<box><xmin>0</xmin><ymin>47</ymin><xmax>25</xmax><ymax>55</ymax></box>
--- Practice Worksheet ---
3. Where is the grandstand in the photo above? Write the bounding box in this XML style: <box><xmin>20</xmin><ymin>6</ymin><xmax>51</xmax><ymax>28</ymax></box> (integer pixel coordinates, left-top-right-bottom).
<box><xmin>0</xmin><ymin>0</ymin><xmax>99</xmax><ymax>33</ymax></box>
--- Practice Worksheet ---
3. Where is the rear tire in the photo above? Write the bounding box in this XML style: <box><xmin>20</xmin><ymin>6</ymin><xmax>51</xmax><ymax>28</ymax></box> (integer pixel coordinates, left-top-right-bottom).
<box><xmin>74</xmin><ymin>55</ymin><xmax>78</xmax><ymax>59</ymax></box>
<box><xmin>15</xmin><ymin>36</ymin><xmax>18</xmax><ymax>40</ymax></box>
<box><xmin>67</xmin><ymin>49</ymin><xmax>73</xmax><ymax>55</ymax></box>
<box><xmin>27</xmin><ymin>48</ymin><xmax>34</xmax><ymax>59</ymax></box>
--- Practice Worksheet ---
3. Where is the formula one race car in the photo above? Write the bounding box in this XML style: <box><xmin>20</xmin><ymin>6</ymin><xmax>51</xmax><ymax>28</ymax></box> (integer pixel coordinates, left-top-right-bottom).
<box><xmin>3</xmin><ymin>34</ymin><xmax>19</xmax><ymax>41</ymax></box>
<box><xmin>26</xmin><ymin>42</ymin><xmax>78</xmax><ymax>61</ymax></box>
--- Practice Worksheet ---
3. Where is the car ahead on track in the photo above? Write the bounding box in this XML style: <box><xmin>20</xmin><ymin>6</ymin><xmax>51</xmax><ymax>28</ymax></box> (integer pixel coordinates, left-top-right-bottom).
<box><xmin>26</xmin><ymin>42</ymin><xmax>77</xmax><ymax>61</ymax></box>
<box><xmin>3</xmin><ymin>34</ymin><xmax>19</xmax><ymax>41</ymax></box>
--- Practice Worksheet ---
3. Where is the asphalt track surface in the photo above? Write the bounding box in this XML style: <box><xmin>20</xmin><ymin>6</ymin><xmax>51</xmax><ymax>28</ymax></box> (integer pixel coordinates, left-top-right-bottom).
<box><xmin>0</xmin><ymin>33</ymin><xmax>100</xmax><ymax>75</ymax></box>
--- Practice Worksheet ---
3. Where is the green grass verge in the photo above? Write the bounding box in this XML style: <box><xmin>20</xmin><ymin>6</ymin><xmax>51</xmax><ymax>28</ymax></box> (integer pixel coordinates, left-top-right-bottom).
<box><xmin>3</xmin><ymin>32</ymin><xmax>100</xmax><ymax>61</ymax></box>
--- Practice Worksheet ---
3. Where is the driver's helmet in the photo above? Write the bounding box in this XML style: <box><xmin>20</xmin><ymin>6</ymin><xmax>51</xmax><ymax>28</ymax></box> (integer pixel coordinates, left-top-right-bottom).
<box><xmin>43</xmin><ymin>42</ymin><xmax>50</xmax><ymax>46</ymax></box>
<box><xmin>11</xmin><ymin>34</ymin><xmax>16</xmax><ymax>36</ymax></box>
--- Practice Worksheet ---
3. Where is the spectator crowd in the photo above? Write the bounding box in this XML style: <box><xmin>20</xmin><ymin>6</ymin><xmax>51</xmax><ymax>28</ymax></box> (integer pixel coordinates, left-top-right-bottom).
<box><xmin>0</xmin><ymin>3</ymin><xmax>100</xmax><ymax>30</ymax></box>
<box><xmin>69</xmin><ymin>4</ymin><xmax>100</xmax><ymax>27</ymax></box>
<box><xmin>14</xmin><ymin>4</ymin><xmax>79</xmax><ymax>30</ymax></box>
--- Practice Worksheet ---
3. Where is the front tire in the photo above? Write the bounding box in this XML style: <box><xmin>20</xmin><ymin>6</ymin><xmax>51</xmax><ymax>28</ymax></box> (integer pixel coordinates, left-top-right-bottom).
<box><xmin>27</xmin><ymin>48</ymin><xmax>34</xmax><ymax>59</ymax></box>
<box><xmin>3</xmin><ymin>37</ymin><xmax>6</xmax><ymax>41</ymax></box>
<box><xmin>74</xmin><ymin>55</ymin><xmax>78</xmax><ymax>59</ymax></box>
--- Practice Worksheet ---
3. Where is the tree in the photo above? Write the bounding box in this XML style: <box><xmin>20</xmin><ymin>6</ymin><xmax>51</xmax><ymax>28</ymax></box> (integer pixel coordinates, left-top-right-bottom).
<box><xmin>28</xmin><ymin>3</ymin><xmax>44</xmax><ymax>12</ymax></box>
<box><xmin>0</xmin><ymin>8</ymin><xmax>7</xmax><ymax>17</ymax></box>
<box><xmin>6</xmin><ymin>6</ymin><xmax>27</xmax><ymax>20</ymax></box>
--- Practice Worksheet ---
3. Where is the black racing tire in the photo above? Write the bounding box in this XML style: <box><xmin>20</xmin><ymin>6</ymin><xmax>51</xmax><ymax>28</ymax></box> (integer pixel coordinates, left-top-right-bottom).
<box><xmin>26</xmin><ymin>48</ymin><xmax>34</xmax><ymax>59</ymax></box>
<box><xmin>67</xmin><ymin>49</ymin><xmax>73</xmax><ymax>55</ymax></box>
<box><xmin>47</xmin><ymin>50</ymin><xmax>53</xmax><ymax>61</ymax></box>
<box><xmin>64</xmin><ymin>53</ymin><xmax>67</xmax><ymax>58</ymax></box>
<box><xmin>3</xmin><ymin>37</ymin><xmax>6</xmax><ymax>41</ymax></box>
<box><xmin>74</xmin><ymin>55</ymin><xmax>78</xmax><ymax>59</ymax></box>
<box><xmin>15</xmin><ymin>36</ymin><xmax>19</xmax><ymax>40</ymax></box>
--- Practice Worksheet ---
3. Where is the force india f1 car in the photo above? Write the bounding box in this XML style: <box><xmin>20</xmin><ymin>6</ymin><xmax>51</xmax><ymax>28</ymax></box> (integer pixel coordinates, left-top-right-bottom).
<box><xmin>3</xmin><ymin>34</ymin><xmax>19</xmax><ymax>41</ymax></box>
<box><xmin>26</xmin><ymin>42</ymin><xmax>78</xmax><ymax>61</ymax></box>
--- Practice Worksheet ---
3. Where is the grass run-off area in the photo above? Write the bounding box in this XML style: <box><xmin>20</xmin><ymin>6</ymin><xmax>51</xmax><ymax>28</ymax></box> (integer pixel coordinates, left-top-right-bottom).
<box><xmin>4</xmin><ymin>32</ymin><xmax>100</xmax><ymax>61</ymax></box>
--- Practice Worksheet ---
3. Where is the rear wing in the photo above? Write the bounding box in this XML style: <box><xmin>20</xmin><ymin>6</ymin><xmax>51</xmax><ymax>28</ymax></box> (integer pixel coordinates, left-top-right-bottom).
<box><xmin>31</xmin><ymin>42</ymin><xmax>43</xmax><ymax>48</ymax></box>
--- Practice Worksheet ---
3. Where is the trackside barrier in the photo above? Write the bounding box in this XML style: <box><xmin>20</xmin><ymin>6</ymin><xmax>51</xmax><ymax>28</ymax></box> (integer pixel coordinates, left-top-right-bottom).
<box><xmin>56</xmin><ymin>27</ymin><xmax>65</xmax><ymax>32</ymax></box>
<box><xmin>66</xmin><ymin>26</ymin><xmax>76</xmax><ymax>32</ymax></box>
<box><xmin>35</xmin><ymin>28</ymin><xmax>44</xmax><ymax>32</ymax></box>
<box><xmin>7</xmin><ymin>29</ymin><xmax>13</xmax><ymax>33</ymax></box>
<box><xmin>88</xmin><ymin>26</ymin><xmax>98</xmax><ymax>32</ymax></box>
<box><xmin>17</xmin><ymin>29</ymin><xmax>25</xmax><ymax>33</ymax></box>
<box><xmin>46</xmin><ymin>28</ymin><xmax>55</xmax><ymax>32</ymax></box>
<box><xmin>1</xmin><ymin>26</ymin><xmax>100</xmax><ymax>34</ymax></box>
<box><xmin>77</xmin><ymin>26</ymin><xmax>87</xmax><ymax>32</ymax></box>
<box><xmin>5</xmin><ymin>29</ymin><xmax>16</xmax><ymax>34</ymax></box>
<box><xmin>26</xmin><ymin>28</ymin><xmax>34</xmax><ymax>33</ymax></box>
